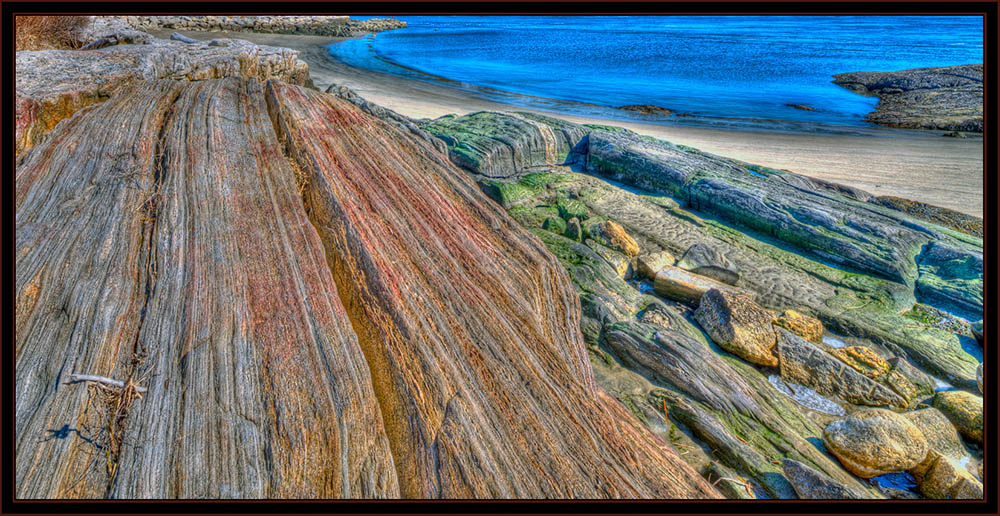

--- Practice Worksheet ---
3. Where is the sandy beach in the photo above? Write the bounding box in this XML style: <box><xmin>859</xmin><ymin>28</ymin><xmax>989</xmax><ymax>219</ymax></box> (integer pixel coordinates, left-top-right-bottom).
<box><xmin>161</xmin><ymin>30</ymin><xmax>984</xmax><ymax>217</ymax></box>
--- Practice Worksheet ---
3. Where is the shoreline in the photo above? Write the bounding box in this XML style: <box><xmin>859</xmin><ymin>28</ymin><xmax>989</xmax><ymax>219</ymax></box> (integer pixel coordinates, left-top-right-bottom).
<box><xmin>157</xmin><ymin>29</ymin><xmax>983</xmax><ymax>218</ymax></box>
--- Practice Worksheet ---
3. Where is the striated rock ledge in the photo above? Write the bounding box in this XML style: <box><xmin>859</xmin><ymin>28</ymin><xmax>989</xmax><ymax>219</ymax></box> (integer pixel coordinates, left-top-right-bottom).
<box><xmin>117</xmin><ymin>15</ymin><xmax>406</xmax><ymax>37</ymax></box>
<box><xmin>833</xmin><ymin>64</ymin><xmax>983</xmax><ymax>132</ymax></box>
<box><xmin>15</xmin><ymin>45</ymin><xmax>718</xmax><ymax>496</ymax></box>
<box><xmin>15</xmin><ymin>28</ymin><xmax>984</xmax><ymax>501</ymax></box>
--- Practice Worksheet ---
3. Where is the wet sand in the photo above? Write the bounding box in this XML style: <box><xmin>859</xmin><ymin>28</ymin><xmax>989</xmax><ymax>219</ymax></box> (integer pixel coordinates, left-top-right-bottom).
<box><xmin>162</xmin><ymin>30</ymin><xmax>984</xmax><ymax>217</ymax></box>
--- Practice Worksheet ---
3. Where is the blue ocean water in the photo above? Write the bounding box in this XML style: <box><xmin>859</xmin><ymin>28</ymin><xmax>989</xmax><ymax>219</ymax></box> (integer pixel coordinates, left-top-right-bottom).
<box><xmin>330</xmin><ymin>16</ymin><xmax>983</xmax><ymax>131</ymax></box>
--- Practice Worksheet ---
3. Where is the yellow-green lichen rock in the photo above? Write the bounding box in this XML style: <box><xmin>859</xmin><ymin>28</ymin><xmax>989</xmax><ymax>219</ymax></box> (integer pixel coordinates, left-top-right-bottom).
<box><xmin>903</xmin><ymin>408</ymin><xmax>968</xmax><ymax>460</ymax></box>
<box><xmin>932</xmin><ymin>390</ymin><xmax>983</xmax><ymax>444</ymax></box>
<box><xmin>774</xmin><ymin>310</ymin><xmax>824</xmax><ymax>344</ymax></box>
<box><xmin>829</xmin><ymin>346</ymin><xmax>891</xmax><ymax>378</ymax></box>
<box><xmin>822</xmin><ymin>409</ymin><xmax>928</xmax><ymax>478</ymax></box>
<box><xmin>695</xmin><ymin>288</ymin><xmax>778</xmax><ymax>367</ymax></box>
<box><xmin>589</xmin><ymin>220</ymin><xmax>640</xmax><ymax>258</ymax></box>
<box><xmin>585</xmin><ymin>239</ymin><xmax>631</xmax><ymax>279</ymax></box>
<box><xmin>910</xmin><ymin>450</ymin><xmax>983</xmax><ymax>499</ymax></box>
<box><xmin>830</xmin><ymin>346</ymin><xmax>920</xmax><ymax>405</ymax></box>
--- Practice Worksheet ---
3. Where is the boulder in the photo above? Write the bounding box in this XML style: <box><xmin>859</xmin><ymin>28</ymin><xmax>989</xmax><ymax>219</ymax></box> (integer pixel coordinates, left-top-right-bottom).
<box><xmin>776</xmin><ymin>331</ymin><xmax>907</xmax><ymax>408</ymax></box>
<box><xmin>653</xmin><ymin>266</ymin><xmax>746</xmax><ymax>307</ymax></box>
<box><xmin>822</xmin><ymin>409</ymin><xmax>928</xmax><ymax>478</ymax></box>
<box><xmin>634</xmin><ymin>250</ymin><xmax>675</xmax><ymax>280</ymax></box>
<box><xmin>903</xmin><ymin>408</ymin><xmax>967</xmax><ymax>460</ymax></box>
<box><xmin>932</xmin><ymin>390</ymin><xmax>983</xmax><ymax>444</ymax></box>
<box><xmin>782</xmin><ymin>459</ymin><xmax>874</xmax><ymax>499</ymax></box>
<box><xmin>774</xmin><ymin>310</ymin><xmax>823</xmax><ymax>343</ymax></box>
<box><xmin>588</xmin><ymin>220</ymin><xmax>640</xmax><ymax>258</ymax></box>
<box><xmin>910</xmin><ymin>450</ymin><xmax>984</xmax><ymax>499</ymax></box>
<box><xmin>694</xmin><ymin>288</ymin><xmax>778</xmax><ymax>367</ymax></box>
<box><xmin>676</xmin><ymin>242</ymin><xmax>740</xmax><ymax>285</ymax></box>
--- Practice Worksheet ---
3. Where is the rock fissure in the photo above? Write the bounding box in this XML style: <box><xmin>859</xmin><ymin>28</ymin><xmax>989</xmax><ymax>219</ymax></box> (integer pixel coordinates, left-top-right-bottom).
<box><xmin>262</xmin><ymin>84</ymin><xmax>410</xmax><ymax>495</ymax></box>
<box><xmin>99</xmin><ymin>86</ymin><xmax>183</xmax><ymax>497</ymax></box>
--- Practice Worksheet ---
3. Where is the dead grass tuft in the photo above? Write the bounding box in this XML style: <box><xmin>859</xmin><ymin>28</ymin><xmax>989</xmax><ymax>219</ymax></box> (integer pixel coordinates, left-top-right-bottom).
<box><xmin>16</xmin><ymin>15</ymin><xmax>92</xmax><ymax>51</ymax></box>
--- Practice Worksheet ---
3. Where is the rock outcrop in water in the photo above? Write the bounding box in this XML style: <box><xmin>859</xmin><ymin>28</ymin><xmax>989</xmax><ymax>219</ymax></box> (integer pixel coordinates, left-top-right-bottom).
<box><xmin>832</xmin><ymin>64</ymin><xmax>983</xmax><ymax>132</ymax></box>
<box><xmin>15</xmin><ymin>36</ymin><xmax>718</xmax><ymax>498</ymax></box>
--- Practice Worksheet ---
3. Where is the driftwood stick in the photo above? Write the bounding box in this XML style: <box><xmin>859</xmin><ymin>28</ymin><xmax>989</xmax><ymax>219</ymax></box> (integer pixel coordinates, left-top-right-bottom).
<box><xmin>68</xmin><ymin>374</ymin><xmax>147</xmax><ymax>393</ymax></box>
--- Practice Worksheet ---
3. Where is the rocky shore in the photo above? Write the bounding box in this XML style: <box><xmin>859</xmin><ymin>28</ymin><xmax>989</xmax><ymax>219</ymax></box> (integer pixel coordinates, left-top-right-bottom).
<box><xmin>14</xmin><ymin>18</ymin><xmax>984</xmax><ymax>501</ymax></box>
<box><xmin>422</xmin><ymin>108</ymin><xmax>984</xmax><ymax>500</ymax></box>
<box><xmin>833</xmin><ymin>64</ymin><xmax>983</xmax><ymax>132</ymax></box>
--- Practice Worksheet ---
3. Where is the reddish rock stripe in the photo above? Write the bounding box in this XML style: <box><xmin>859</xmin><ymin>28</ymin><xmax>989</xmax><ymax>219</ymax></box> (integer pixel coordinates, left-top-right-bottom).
<box><xmin>266</xmin><ymin>80</ymin><xmax>720</xmax><ymax>499</ymax></box>
<box><xmin>15</xmin><ymin>78</ymin><xmax>397</xmax><ymax>499</ymax></box>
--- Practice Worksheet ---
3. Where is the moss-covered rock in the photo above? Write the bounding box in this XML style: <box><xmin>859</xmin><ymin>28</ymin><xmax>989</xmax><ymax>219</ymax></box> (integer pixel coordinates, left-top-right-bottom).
<box><xmin>584</xmin><ymin>238</ymin><xmax>631</xmax><ymax>279</ymax></box>
<box><xmin>424</xmin><ymin>111</ymin><xmax>586</xmax><ymax>178</ymax></box>
<box><xmin>557</xmin><ymin>198</ymin><xmax>589</xmax><ymax>221</ymax></box>
<box><xmin>565</xmin><ymin>217</ymin><xmax>583</xmax><ymax>242</ymax></box>
<box><xmin>541</xmin><ymin>216</ymin><xmax>566</xmax><ymax>235</ymax></box>
<box><xmin>916</xmin><ymin>242</ymin><xmax>983</xmax><ymax>316</ymax></box>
